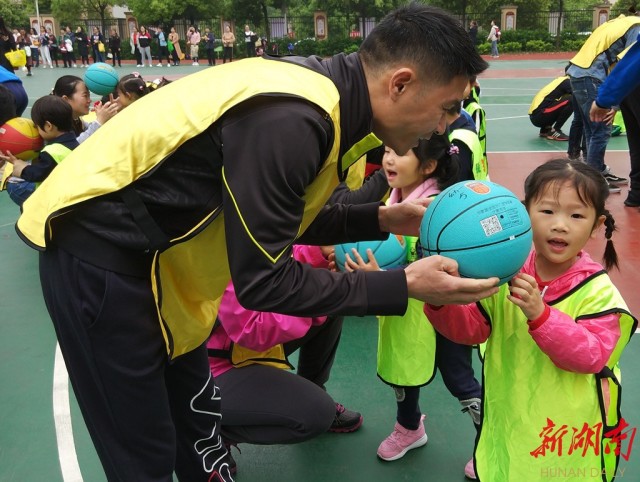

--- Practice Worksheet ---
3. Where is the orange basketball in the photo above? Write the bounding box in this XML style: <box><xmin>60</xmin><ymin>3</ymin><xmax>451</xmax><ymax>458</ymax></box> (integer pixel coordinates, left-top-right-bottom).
<box><xmin>0</xmin><ymin>117</ymin><xmax>44</xmax><ymax>160</ymax></box>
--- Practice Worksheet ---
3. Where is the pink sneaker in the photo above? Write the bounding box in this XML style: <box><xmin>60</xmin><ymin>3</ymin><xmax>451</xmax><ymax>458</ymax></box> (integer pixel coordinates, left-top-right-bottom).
<box><xmin>377</xmin><ymin>415</ymin><xmax>427</xmax><ymax>461</ymax></box>
<box><xmin>465</xmin><ymin>458</ymin><xmax>477</xmax><ymax>479</ymax></box>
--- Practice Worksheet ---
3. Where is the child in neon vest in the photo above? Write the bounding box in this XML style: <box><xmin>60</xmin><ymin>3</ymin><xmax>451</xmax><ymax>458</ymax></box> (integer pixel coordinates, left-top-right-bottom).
<box><xmin>341</xmin><ymin>134</ymin><xmax>483</xmax><ymax>478</ymax></box>
<box><xmin>425</xmin><ymin>158</ymin><xmax>636</xmax><ymax>481</ymax></box>
<box><xmin>0</xmin><ymin>95</ymin><xmax>78</xmax><ymax>207</ymax></box>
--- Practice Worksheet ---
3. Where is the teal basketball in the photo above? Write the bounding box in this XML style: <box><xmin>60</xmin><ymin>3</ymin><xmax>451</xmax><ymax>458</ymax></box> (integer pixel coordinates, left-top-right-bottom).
<box><xmin>84</xmin><ymin>62</ymin><xmax>119</xmax><ymax>96</ymax></box>
<box><xmin>334</xmin><ymin>235</ymin><xmax>408</xmax><ymax>272</ymax></box>
<box><xmin>420</xmin><ymin>180</ymin><xmax>532</xmax><ymax>285</ymax></box>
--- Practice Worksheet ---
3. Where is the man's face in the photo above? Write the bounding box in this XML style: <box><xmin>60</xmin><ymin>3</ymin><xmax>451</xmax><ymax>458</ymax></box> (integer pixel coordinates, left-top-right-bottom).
<box><xmin>372</xmin><ymin>74</ymin><xmax>469</xmax><ymax>155</ymax></box>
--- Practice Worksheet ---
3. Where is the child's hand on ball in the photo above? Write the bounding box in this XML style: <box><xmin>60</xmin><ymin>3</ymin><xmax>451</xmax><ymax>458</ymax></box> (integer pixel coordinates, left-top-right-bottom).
<box><xmin>0</xmin><ymin>151</ymin><xmax>28</xmax><ymax>177</ymax></box>
<box><xmin>344</xmin><ymin>248</ymin><xmax>382</xmax><ymax>272</ymax></box>
<box><xmin>507</xmin><ymin>273</ymin><xmax>545</xmax><ymax>320</ymax></box>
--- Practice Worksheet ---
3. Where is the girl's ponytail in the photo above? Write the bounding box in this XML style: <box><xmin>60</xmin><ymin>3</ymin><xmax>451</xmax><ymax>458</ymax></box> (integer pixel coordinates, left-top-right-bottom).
<box><xmin>602</xmin><ymin>210</ymin><xmax>619</xmax><ymax>271</ymax></box>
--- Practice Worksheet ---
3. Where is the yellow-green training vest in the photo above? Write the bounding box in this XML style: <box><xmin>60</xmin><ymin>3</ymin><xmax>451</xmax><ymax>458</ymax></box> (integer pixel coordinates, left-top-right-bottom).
<box><xmin>475</xmin><ymin>272</ymin><xmax>636</xmax><ymax>482</ymax></box>
<box><xmin>528</xmin><ymin>76</ymin><xmax>569</xmax><ymax>114</ymax></box>
<box><xmin>464</xmin><ymin>88</ymin><xmax>487</xmax><ymax>160</ymax></box>
<box><xmin>377</xmin><ymin>235</ymin><xmax>437</xmax><ymax>387</ymax></box>
<box><xmin>571</xmin><ymin>15</ymin><xmax>640</xmax><ymax>69</ymax></box>
<box><xmin>17</xmin><ymin>58</ymin><xmax>377</xmax><ymax>359</ymax></box>
<box><xmin>450</xmin><ymin>128</ymin><xmax>488</xmax><ymax>181</ymax></box>
<box><xmin>35</xmin><ymin>143</ymin><xmax>72</xmax><ymax>188</ymax></box>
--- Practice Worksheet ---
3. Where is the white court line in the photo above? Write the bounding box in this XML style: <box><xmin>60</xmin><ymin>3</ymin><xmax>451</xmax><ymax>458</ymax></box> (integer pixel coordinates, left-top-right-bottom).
<box><xmin>53</xmin><ymin>343</ymin><xmax>83</xmax><ymax>482</ymax></box>
<box><xmin>487</xmin><ymin>115</ymin><xmax>529</xmax><ymax>121</ymax></box>
<box><xmin>489</xmin><ymin>149</ymin><xmax>629</xmax><ymax>154</ymax></box>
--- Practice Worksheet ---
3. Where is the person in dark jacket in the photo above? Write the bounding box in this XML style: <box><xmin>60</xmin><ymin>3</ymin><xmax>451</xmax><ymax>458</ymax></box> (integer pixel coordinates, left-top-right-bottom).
<box><xmin>590</xmin><ymin>32</ymin><xmax>640</xmax><ymax>207</ymax></box>
<box><xmin>75</xmin><ymin>26</ymin><xmax>90</xmax><ymax>67</ymax></box>
<box><xmin>108</xmin><ymin>28</ymin><xmax>121</xmax><ymax>67</ymax></box>
<box><xmin>15</xmin><ymin>5</ymin><xmax>495</xmax><ymax>482</ymax></box>
<box><xmin>90</xmin><ymin>26</ymin><xmax>105</xmax><ymax>63</ymax></box>
<box><xmin>468</xmin><ymin>20</ymin><xmax>478</xmax><ymax>46</ymax></box>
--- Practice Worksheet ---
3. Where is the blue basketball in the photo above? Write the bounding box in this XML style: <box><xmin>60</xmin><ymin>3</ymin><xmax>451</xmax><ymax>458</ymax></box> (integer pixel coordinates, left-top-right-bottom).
<box><xmin>84</xmin><ymin>63</ymin><xmax>119</xmax><ymax>96</ymax></box>
<box><xmin>334</xmin><ymin>235</ymin><xmax>408</xmax><ymax>272</ymax></box>
<box><xmin>420</xmin><ymin>180</ymin><xmax>532</xmax><ymax>285</ymax></box>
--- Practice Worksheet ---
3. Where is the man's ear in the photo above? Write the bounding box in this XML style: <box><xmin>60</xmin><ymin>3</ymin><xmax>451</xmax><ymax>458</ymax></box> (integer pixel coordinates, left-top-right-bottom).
<box><xmin>389</xmin><ymin>68</ymin><xmax>415</xmax><ymax>99</ymax></box>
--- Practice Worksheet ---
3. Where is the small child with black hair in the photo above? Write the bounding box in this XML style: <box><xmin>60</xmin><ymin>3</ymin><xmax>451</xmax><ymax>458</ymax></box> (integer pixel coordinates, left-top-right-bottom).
<box><xmin>0</xmin><ymin>95</ymin><xmax>78</xmax><ymax>207</ymax></box>
<box><xmin>342</xmin><ymin>134</ymin><xmax>483</xmax><ymax>479</ymax></box>
<box><xmin>425</xmin><ymin>158</ymin><xmax>635</xmax><ymax>481</ymax></box>
<box><xmin>116</xmin><ymin>72</ymin><xmax>150</xmax><ymax>109</ymax></box>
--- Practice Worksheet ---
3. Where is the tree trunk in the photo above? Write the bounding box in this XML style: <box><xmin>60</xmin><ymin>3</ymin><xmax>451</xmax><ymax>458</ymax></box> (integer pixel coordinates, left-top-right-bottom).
<box><xmin>261</xmin><ymin>2</ymin><xmax>270</xmax><ymax>43</ymax></box>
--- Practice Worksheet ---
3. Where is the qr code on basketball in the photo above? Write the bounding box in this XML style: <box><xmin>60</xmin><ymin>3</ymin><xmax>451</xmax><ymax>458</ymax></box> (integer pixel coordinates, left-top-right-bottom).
<box><xmin>480</xmin><ymin>215</ymin><xmax>503</xmax><ymax>236</ymax></box>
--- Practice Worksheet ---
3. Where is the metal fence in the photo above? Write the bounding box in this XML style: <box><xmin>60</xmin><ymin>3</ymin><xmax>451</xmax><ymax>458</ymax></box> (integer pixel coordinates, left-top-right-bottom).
<box><xmin>78</xmin><ymin>7</ymin><xmax>634</xmax><ymax>46</ymax></box>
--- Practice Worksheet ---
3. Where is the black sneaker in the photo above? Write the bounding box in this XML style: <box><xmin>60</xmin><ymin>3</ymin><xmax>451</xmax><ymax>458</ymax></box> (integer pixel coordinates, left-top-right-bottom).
<box><xmin>329</xmin><ymin>403</ymin><xmax>363</xmax><ymax>433</ymax></box>
<box><xmin>539</xmin><ymin>127</ymin><xmax>552</xmax><ymax>138</ymax></box>
<box><xmin>546</xmin><ymin>129</ymin><xmax>569</xmax><ymax>141</ymax></box>
<box><xmin>624</xmin><ymin>191</ymin><xmax>640</xmax><ymax>207</ymax></box>
<box><xmin>602</xmin><ymin>166</ymin><xmax>628</xmax><ymax>186</ymax></box>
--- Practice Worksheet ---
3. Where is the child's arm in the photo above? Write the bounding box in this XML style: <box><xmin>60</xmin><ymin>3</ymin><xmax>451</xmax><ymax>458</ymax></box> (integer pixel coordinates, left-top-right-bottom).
<box><xmin>509</xmin><ymin>273</ymin><xmax>621</xmax><ymax>373</ymax></box>
<box><xmin>529</xmin><ymin>310</ymin><xmax>621</xmax><ymax>374</ymax></box>
<box><xmin>18</xmin><ymin>151</ymin><xmax>57</xmax><ymax>182</ymax></box>
<box><xmin>292</xmin><ymin>244</ymin><xmax>330</xmax><ymax>269</ymax></box>
<box><xmin>423</xmin><ymin>302</ymin><xmax>491</xmax><ymax>345</ymax></box>
<box><xmin>218</xmin><ymin>282</ymin><xmax>326</xmax><ymax>351</ymax></box>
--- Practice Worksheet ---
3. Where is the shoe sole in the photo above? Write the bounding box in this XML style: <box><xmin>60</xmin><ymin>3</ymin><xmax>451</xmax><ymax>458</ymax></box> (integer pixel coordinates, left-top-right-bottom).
<box><xmin>377</xmin><ymin>433</ymin><xmax>428</xmax><ymax>461</ymax></box>
<box><xmin>329</xmin><ymin>415</ymin><xmax>363</xmax><ymax>433</ymax></box>
<box><xmin>605</xmin><ymin>179</ymin><xmax>628</xmax><ymax>186</ymax></box>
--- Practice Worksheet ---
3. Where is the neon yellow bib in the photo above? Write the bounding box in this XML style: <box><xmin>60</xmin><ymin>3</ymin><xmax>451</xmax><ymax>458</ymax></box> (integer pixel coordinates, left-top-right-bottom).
<box><xmin>475</xmin><ymin>272</ymin><xmax>636</xmax><ymax>481</ymax></box>
<box><xmin>18</xmin><ymin>58</ymin><xmax>377</xmax><ymax>359</ymax></box>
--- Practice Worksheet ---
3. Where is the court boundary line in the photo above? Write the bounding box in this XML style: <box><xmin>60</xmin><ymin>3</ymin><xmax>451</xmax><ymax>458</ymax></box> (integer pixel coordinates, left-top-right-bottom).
<box><xmin>53</xmin><ymin>343</ymin><xmax>83</xmax><ymax>482</ymax></box>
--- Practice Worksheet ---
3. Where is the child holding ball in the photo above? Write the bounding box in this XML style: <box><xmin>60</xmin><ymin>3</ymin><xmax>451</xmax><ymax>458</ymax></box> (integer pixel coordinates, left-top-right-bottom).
<box><xmin>424</xmin><ymin>158</ymin><xmax>636</xmax><ymax>481</ymax></box>
<box><xmin>1</xmin><ymin>96</ymin><xmax>78</xmax><ymax>206</ymax></box>
<box><xmin>343</xmin><ymin>134</ymin><xmax>484</xmax><ymax>479</ymax></box>
<box><xmin>51</xmin><ymin>75</ymin><xmax>118</xmax><ymax>143</ymax></box>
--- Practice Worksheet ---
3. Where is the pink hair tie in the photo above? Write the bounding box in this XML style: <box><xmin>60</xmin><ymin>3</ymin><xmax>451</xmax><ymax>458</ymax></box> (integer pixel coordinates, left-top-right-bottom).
<box><xmin>447</xmin><ymin>145</ymin><xmax>460</xmax><ymax>155</ymax></box>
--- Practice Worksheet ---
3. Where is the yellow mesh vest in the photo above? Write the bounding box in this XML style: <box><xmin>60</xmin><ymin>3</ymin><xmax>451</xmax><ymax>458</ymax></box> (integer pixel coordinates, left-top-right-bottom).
<box><xmin>475</xmin><ymin>272</ymin><xmax>636</xmax><ymax>481</ymax></box>
<box><xmin>17</xmin><ymin>58</ymin><xmax>359</xmax><ymax>359</ymax></box>
<box><xmin>449</xmin><ymin>128</ymin><xmax>489</xmax><ymax>181</ymax></box>
<box><xmin>570</xmin><ymin>16</ymin><xmax>640</xmax><ymax>69</ymax></box>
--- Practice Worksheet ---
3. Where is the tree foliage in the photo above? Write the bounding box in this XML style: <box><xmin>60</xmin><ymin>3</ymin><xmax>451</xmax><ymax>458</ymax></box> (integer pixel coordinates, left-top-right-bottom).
<box><xmin>1</xmin><ymin>1</ymin><xmax>29</xmax><ymax>29</ymax></box>
<box><xmin>124</xmin><ymin>0</ymin><xmax>224</xmax><ymax>25</ymax></box>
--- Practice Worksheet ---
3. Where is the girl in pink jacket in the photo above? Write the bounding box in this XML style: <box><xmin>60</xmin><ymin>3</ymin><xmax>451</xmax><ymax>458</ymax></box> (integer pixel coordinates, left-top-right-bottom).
<box><xmin>207</xmin><ymin>244</ymin><xmax>363</xmax><ymax>473</ymax></box>
<box><xmin>424</xmin><ymin>158</ymin><xmax>635</xmax><ymax>481</ymax></box>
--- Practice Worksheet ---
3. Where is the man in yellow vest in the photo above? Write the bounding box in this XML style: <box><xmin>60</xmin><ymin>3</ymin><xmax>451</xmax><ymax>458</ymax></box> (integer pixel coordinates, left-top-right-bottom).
<box><xmin>15</xmin><ymin>5</ymin><xmax>496</xmax><ymax>481</ymax></box>
<box><xmin>566</xmin><ymin>14</ymin><xmax>640</xmax><ymax>192</ymax></box>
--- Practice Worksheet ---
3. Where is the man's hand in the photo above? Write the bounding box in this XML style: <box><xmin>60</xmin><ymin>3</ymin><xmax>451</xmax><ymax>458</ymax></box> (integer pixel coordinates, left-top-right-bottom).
<box><xmin>589</xmin><ymin>101</ymin><xmax>615</xmax><ymax>124</ymax></box>
<box><xmin>405</xmin><ymin>255</ymin><xmax>499</xmax><ymax>305</ymax></box>
<box><xmin>378</xmin><ymin>198</ymin><xmax>432</xmax><ymax>236</ymax></box>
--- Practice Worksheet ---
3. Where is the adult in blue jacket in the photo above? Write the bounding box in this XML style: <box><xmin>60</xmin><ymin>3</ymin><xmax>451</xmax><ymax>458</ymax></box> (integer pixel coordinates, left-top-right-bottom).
<box><xmin>590</xmin><ymin>32</ymin><xmax>640</xmax><ymax>207</ymax></box>
<box><xmin>0</xmin><ymin>66</ymin><xmax>27</xmax><ymax>118</ymax></box>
